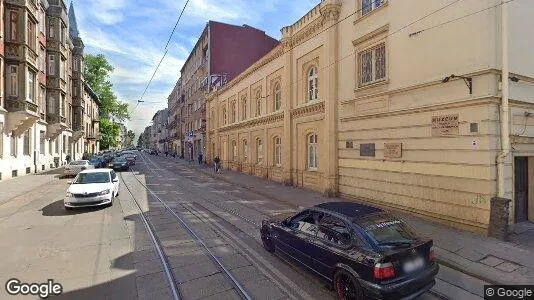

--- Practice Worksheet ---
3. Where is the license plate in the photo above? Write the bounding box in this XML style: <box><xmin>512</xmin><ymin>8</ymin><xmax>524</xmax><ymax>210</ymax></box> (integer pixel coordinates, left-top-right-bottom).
<box><xmin>403</xmin><ymin>257</ymin><xmax>425</xmax><ymax>273</ymax></box>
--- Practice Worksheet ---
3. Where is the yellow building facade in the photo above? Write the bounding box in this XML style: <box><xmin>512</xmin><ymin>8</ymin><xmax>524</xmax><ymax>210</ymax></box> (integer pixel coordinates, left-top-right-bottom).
<box><xmin>207</xmin><ymin>0</ymin><xmax>534</xmax><ymax>234</ymax></box>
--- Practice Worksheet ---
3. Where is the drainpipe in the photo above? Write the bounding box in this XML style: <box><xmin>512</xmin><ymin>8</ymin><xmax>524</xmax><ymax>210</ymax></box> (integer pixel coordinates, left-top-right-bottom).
<box><xmin>497</xmin><ymin>0</ymin><xmax>509</xmax><ymax>198</ymax></box>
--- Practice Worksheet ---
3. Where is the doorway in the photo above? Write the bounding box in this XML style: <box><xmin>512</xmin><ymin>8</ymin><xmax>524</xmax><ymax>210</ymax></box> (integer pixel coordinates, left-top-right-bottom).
<box><xmin>514</xmin><ymin>157</ymin><xmax>529</xmax><ymax>222</ymax></box>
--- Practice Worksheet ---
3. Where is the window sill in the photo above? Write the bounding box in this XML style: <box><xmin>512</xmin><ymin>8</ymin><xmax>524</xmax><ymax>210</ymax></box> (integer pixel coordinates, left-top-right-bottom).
<box><xmin>353</xmin><ymin>2</ymin><xmax>389</xmax><ymax>26</ymax></box>
<box><xmin>354</xmin><ymin>79</ymin><xmax>389</xmax><ymax>92</ymax></box>
<box><xmin>307</xmin><ymin>168</ymin><xmax>318</xmax><ymax>172</ymax></box>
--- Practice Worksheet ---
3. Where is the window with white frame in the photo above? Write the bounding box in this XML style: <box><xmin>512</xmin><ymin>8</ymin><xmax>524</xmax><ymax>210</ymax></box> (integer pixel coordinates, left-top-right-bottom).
<box><xmin>232</xmin><ymin>140</ymin><xmax>237</xmax><ymax>161</ymax></box>
<box><xmin>23</xmin><ymin>130</ymin><xmax>30</xmax><ymax>156</ymax></box>
<box><xmin>256</xmin><ymin>90</ymin><xmax>262</xmax><ymax>116</ymax></box>
<box><xmin>48</xmin><ymin>54</ymin><xmax>55</xmax><ymax>75</ymax></box>
<box><xmin>243</xmin><ymin>140</ymin><xmax>248</xmax><ymax>162</ymax></box>
<box><xmin>256</xmin><ymin>139</ymin><xmax>263</xmax><ymax>164</ymax></box>
<box><xmin>241</xmin><ymin>97</ymin><xmax>247</xmax><ymax>120</ymax></box>
<box><xmin>11</xmin><ymin>132</ymin><xmax>17</xmax><ymax>157</ymax></box>
<box><xmin>308</xmin><ymin>67</ymin><xmax>318</xmax><ymax>101</ymax></box>
<box><xmin>362</xmin><ymin>0</ymin><xmax>385</xmax><ymax>16</ymax></box>
<box><xmin>274</xmin><ymin>82</ymin><xmax>281</xmax><ymax>111</ymax></box>
<box><xmin>274</xmin><ymin>136</ymin><xmax>281</xmax><ymax>167</ymax></box>
<box><xmin>8</xmin><ymin>66</ymin><xmax>18</xmax><ymax>96</ymax></box>
<box><xmin>358</xmin><ymin>42</ymin><xmax>386</xmax><ymax>86</ymax></box>
<box><xmin>308</xmin><ymin>134</ymin><xmax>318</xmax><ymax>170</ymax></box>
<box><xmin>27</xmin><ymin>70</ymin><xmax>36</xmax><ymax>102</ymax></box>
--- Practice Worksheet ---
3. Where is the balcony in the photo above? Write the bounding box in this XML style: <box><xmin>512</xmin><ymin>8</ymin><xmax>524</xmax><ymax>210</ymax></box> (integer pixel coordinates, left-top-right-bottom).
<box><xmin>47</xmin><ymin>78</ymin><xmax>67</xmax><ymax>92</ymax></box>
<box><xmin>45</xmin><ymin>114</ymin><xmax>68</xmax><ymax>139</ymax></box>
<box><xmin>72</xmin><ymin>123</ymin><xmax>85</xmax><ymax>141</ymax></box>
<box><xmin>86</xmin><ymin>132</ymin><xmax>100</xmax><ymax>140</ymax></box>
<box><xmin>46</xmin><ymin>40</ymin><xmax>68</xmax><ymax>59</ymax></box>
<box><xmin>5</xmin><ymin>99</ymin><xmax>39</xmax><ymax>135</ymax></box>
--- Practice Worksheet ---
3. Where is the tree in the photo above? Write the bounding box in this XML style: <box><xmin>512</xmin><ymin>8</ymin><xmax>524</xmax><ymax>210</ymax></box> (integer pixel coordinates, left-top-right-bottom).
<box><xmin>125</xmin><ymin>130</ymin><xmax>136</xmax><ymax>147</ymax></box>
<box><xmin>84</xmin><ymin>54</ymin><xmax>130</xmax><ymax>121</ymax></box>
<box><xmin>137</xmin><ymin>133</ymin><xmax>145</xmax><ymax>148</ymax></box>
<box><xmin>99</xmin><ymin>119</ymin><xmax>120</xmax><ymax>150</ymax></box>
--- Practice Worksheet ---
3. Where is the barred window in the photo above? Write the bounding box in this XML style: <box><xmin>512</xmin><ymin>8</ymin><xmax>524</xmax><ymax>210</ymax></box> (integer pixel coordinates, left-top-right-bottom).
<box><xmin>359</xmin><ymin>43</ymin><xmax>386</xmax><ymax>86</ymax></box>
<box><xmin>222</xmin><ymin>107</ymin><xmax>227</xmax><ymax>125</ymax></box>
<box><xmin>256</xmin><ymin>90</ymin><xmax>262</xmax><ymax>116</ymax></box>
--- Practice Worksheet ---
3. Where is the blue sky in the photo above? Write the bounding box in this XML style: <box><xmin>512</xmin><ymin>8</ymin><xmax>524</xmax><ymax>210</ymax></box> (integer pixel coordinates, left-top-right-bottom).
<box><xmin>72</xmin><ymin>0</ymin><xmax>319</xmax><ymax>136</ymax></box>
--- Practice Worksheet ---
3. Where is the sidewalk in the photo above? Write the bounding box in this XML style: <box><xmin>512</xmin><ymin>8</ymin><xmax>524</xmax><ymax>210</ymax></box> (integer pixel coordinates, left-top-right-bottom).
<box><xmin>0</xmin><ymin>167</ymin><xmax>62</xmax><ymax>205</ymax></box>
<box><xmin>166</xmin><ymin>157</ymin><xmax>534</xmax><ymax>286</ymax></box>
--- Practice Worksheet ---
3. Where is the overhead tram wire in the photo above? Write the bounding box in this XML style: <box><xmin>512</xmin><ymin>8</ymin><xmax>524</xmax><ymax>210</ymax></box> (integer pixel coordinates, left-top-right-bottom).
<box><xmin>140</xmin><ymin>0</ymin><xmax>464</xmax><ymax>106</ymax></box>
<box><xmin>134</xmin><ymin>0</ymin><xmax>191</xmax><ymax>110</ymax></box>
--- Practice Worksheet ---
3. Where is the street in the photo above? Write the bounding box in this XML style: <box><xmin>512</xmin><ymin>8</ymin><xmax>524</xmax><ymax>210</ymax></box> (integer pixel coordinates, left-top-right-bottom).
<box><xmin>0</xmin><ymin>151</ymin><xmax>489</xmax><ymax>299</ymax></box>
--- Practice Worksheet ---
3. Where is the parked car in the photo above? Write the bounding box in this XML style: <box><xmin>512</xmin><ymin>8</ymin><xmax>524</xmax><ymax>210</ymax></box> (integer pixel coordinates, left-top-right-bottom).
<box><xmin>64</xmin><ymin>169</ymin><xmax>119</xmax><ymax>210</ymax></box>
<box><xmin>121</xmin><ymin>151</ymin><xmax>137</xmax><ymax>159</ymax></box>
<box><xmin>108</xmin><ymin>157</ymin><xmax>130</xmax><ymax>171</ymax></box>
<box><xmin>63</xmin><ymin>160</ymin><xmax>94</xmax><ymax>177</ymax></box>
<box><xmin>88</xmin><ymin>156</ymin><xmax>104</xmax><ymax>168</ymax></box>
<box><xmin>260</xmin><ymin>202</ymin><xmax>438</xmax><ymax>300</ymax></box>
<box><xmin>121</xmin><ymin>154</ymin><xmax>136</xmax><ymax>165</ymax></box>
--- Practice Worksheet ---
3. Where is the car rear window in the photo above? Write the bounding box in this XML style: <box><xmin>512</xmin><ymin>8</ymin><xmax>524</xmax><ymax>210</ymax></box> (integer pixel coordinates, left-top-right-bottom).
<box><xmin>356</xmin><ymin>214</ymin><xmax>419</xmax><ymax>247</ymax></box>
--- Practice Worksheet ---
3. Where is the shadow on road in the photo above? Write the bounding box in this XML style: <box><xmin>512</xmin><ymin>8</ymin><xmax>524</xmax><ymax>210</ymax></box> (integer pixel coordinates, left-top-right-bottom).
<box><xmin>40</xmin><ymin>199</ymin><xmax>105</xmax><ymax>216</ymax></box>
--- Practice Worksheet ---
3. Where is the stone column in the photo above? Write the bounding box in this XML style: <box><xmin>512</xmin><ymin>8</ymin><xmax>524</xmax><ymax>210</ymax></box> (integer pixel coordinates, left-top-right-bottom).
<box><xmin>281</xmin><ymin>30</ymin><xmax>293</xmax><ymax>186</ymax></box>
<box><xmin>320</xmin><ymin>1</ymin><xmax>341</xmax><ymax>197</ymax></box>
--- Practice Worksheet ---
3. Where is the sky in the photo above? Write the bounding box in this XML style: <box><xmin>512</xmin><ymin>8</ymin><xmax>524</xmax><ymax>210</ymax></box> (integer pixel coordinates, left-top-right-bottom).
<box><xmin>72</xmin><ymin>0</ymin><xmax>319</xmax><ymax>137</ymax></box>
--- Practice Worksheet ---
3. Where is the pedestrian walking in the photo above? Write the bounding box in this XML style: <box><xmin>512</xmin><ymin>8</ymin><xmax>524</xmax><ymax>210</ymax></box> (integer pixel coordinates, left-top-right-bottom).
<box><xmin>165</xmin><ymin>151</ymin><xmax>168</xmax><ymax>157</ymax></box>
<box><xmin>213</xmin><ymin>155</ymin><xmax>221</xmax><ymax>173</ymax></box>
<box><xmin>65</xmin><ymin>154</ymin><xmax>71</xmax><ymax>164</ymax></box>
<box><xmin>198</xmin><ymin>152</ymin><xmax>203</xmax><ymax>165</ymax></box>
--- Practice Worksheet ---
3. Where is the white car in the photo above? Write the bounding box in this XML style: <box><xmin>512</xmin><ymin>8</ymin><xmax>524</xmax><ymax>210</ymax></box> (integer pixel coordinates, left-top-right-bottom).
<box><xmin>63</xmin><ymin>160</ymin><xmax>94</xmax><ymax>177</ymax></box>
<box><xmin>64</xmin><ymin>169</ymin><xmax>120</xmax><ymax>210</ymax></box>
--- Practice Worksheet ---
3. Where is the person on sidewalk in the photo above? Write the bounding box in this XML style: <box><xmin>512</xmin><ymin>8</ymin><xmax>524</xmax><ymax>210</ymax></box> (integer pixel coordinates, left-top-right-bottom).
<box><xmin>65</xmin><ymin>154</ymin><xmax>71</xmax><ymax>164</ymax></box>
<box><xmin>198</xmin><ymin>152</ymin><xmax>203</xmax><ymax>165</ymax></box>
<box><xmin>213</xmin><ymin>155</ymin><xmax>221</xmax><ymax>173</ymax></box>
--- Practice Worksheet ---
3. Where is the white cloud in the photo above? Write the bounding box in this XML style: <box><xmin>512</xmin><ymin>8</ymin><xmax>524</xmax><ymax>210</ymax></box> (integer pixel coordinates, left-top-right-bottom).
<box><xmin>89</xmin><ymin>0</ymin><xmax>128</xmax><ymax>25</ymax></box>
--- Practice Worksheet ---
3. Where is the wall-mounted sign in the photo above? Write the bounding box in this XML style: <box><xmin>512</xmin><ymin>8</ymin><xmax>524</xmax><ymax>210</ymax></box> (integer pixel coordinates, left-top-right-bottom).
<box><xmin>432</xmin><ymin>114</ymin><xmax>459</xmax><ymax>136</ymax></box>
<box><xmin>360</xmin><ymin>143</ymin><xmax>375</xmax><ymax>157</ymax></box>
<box><xmin>384</xmin><ymin>143</ymin><xmax>402</xmax><ymax>158</ymax></box>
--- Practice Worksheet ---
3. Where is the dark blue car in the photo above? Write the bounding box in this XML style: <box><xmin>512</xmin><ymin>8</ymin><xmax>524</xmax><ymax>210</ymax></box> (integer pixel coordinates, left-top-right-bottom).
<box><xmin>260</xmin><ymin>202</ymin><xmax>438</xmax><ymax>300</ymax></box>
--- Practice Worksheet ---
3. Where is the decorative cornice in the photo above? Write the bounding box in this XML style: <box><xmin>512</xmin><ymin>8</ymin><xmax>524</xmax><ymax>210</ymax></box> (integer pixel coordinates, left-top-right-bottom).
<box><xmin>290</xmin><ymin>101</ymin><xmax>325</xmax><ymax>118</ymax></box>
<box><xmin>218</xmin><ymin>112</ymin><xmax>284</xmax><ymax>132</ymax></box>
<box><xmin>320</xmin><ymin>2</ymin><xmax>342</xmax><ymax>22</ymax></box>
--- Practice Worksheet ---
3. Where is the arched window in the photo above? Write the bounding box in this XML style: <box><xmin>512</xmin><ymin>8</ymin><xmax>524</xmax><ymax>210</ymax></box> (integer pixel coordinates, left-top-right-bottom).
<box><xmin>222</xmin><ymin>106</ymin><xmax>227</xmax><ymax>125</ymax></box>
<box><xmin>256</xmin><ymin>139</ymin><xmax>263</xmax><ymax>164</ymax></box>
<box><xmin>274</xmin><ymin>136</ymin><xmax>281</xmax><ymax>167</ymax></box>
<box><xmin>232</xmin><ymin>140</ymin><xmax>237</xmax><ymax>161</ymax></box>
<box><xmin>256</xmin><ymin>90</ymin><xmax>262</xmax><ymax>116</ymax></box>
<box><xmin>307</xmin><ymin>133</ymin><xmax>318</xmax><ymax>170</ymax></box>
<box><xmin>308</xmin><ymin>67</ymin><xmax>318</xmax><ymax>102</ymax></box>
<box><xmin>274</xmin><ymin>82</ymin><xmax>281</xmax><ymax>111</ymax></box>
<box><xmin>231</xmin><ymin>102</ymin><xmax>236</xmax><ymax>123</ymax></box>
<box><xmin>243</xmin><ymin>140</ymin><xmax>248</xmax><ymax>162</ymax></box>
<box><xmin>241</xmin><ymin>97</ymin><xmax>247</xmax><ymax>120</ymax></box>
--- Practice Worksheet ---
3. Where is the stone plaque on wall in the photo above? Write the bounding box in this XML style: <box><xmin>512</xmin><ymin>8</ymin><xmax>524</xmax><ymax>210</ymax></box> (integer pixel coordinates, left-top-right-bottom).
<box><xmin>432</xmin><ymin>114</ymin><xmax>459</xmax><ymax>136</ymax></box>
<box><xmin>360</xmin><ymin>143</ymin><xmax>375</xmax><ymax>157</ymax></box>
<box><xmin>384</xmin><ymin>143</ymin><xmax>402</xmax><ymax>158</ymax></box>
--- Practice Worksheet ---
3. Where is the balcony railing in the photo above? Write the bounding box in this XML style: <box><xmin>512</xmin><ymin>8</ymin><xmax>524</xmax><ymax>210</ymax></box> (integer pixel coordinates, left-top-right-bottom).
<box><xmin>47</xmin><ymin>114</ymin><xmax>67</xmax><ymax>124</ymax></box>
<box><xmin>5</xmin><ymin>99</ymin><xmax>38</xmax><ymax>114</ymax></box>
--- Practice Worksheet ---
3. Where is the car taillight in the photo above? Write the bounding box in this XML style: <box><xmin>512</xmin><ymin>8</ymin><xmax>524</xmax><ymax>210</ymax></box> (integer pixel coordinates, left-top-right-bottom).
<box><xmin>428</xmin><ymin>248</ymin><xmax>436</xmax><ymax>263</ymax></box>
<box><xmin>374</xmin><ymin>262</ymin><xmax>395</xmax><ymax>280</ymax></box>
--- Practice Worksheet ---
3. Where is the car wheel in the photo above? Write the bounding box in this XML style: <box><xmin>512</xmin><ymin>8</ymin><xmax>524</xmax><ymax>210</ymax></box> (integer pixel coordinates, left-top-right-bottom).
<box><xmin>260</xmin><ymin>227</ymin><xmax>275</xmax><ymax>253</ymax></box>
<box><xmin>333</xmin><ymin>269</ymin><xmax>363</xmax><ymax>300</ymax></box>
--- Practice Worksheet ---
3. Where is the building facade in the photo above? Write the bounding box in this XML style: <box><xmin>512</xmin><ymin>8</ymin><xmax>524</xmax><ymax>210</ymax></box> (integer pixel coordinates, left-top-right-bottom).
<box><xmin>171</xmin><ymin>21</ymin><xmax>279</xmax><ymax>162</ymax></box>
<box><xmin>0</xmin><ymin>0</ymin><xmax>100</xmax><ymax>180</ymax></box>
<box><xmin>151</xmin><ymin>109</ymin><xmax>168</xmax><ymax>153</ymax></box>
<box><xmin>168</xmin><ymin>79</ymin><xmax>183</xmax><ymax>156</ymax></box>
<box><xmin>208</xmin><ymin>0</ymin><xmax>534</xmax><ymax>233</ymax></box>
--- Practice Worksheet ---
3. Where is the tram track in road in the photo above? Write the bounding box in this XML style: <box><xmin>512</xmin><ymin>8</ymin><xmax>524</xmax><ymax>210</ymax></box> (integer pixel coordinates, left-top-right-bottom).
<box><xmin>119</xmin><ymin>171</ymin><xmax>253</xmax><ymax>300</ymax></box>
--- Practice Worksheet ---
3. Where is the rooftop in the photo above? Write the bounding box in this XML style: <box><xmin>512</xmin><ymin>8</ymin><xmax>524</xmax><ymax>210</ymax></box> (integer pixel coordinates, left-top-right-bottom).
<box><xmin>314</xmin><ymin>202</ymin><xmax>383</xmax><ymax>218</ymax></box>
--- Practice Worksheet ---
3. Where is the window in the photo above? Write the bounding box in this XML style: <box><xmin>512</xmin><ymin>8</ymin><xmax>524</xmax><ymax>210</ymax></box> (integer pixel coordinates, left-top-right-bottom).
<box><xmin>231</xmin><ymin>102</ymin><xmax>236</xmax><ymax>123</ymax></box>
<box><xmin>222</xmin><ymin>107</ymin><xmax>227</xmax><ymax>125</ymax></box>
<box><xmin>60</xmin><ymin>94</ymin><xmax>65</xmax><ymax>117</ymax></box>
<box><xmin>243</xmin><ymin>140</ymin><xmax>248</xmax><ymax>162</ymax></box>
<box><xmin>357</xmin><ymin>214</ymin><xmax>418</xmax><ymax>248</ymax></box>
<box><xmin>11</xmin><ymin>132</ymin><xmax>17</xmax><ymax>157</ymax></box>
<box><xmin>49</xmin><ymin>139</ymin><xmax>52</xmax><ymax>155</ymax></box>
<box><xmin>274</xmin><ymin>136</ymin><xmax>281</xmax><ymax>167</ymax></box>
<box><xmin>256</xmin><ymin>139</ymin><xmax>263</xmax><ymax>164</ymax></box>
<box><xmin>289</xmin><ymin>211</ymin><xmax>319</xmax><ymax>236</ymax></box>
<box><xmin>241</xmin><ymin>97</ymin><xmax>247</xmax><ymax>120</ymax></box>
<box><xmin>62</xmin><ymin>135</ymin><xmax>66</xmax><ymax>153</ymax></box>
<box><xmin>28</xmin><ymin>70</ymin><xmax>36</xmax><ymax>102</ymax></box>
<box><xmin>274</xmin><ymin>82</ymin><xmax>281</xmax><ymax>111</ymax></box>
<box><xmin>9</xmin><ymin>11</ymin><xmax>18</xmax><ymax>41</ymax></box>
<box><xmin>48</xmin><ymin>54</ymin><xmax>55</xmax><ymax>75</ymax></box>
<box><xmin>232</xmin><ymin>140</ymin><xmax>237</xmax><ymax>161</ymax></box>
<box><xmin>308</xmin><ymin>134</ymin><xmax>318</xmax><ymax>170</ymax></box>
<box><xmin>73</xmin><ymin>57</ymin><xmax>79</xmax><ymax>72</ymax></box>
<box><xmin>317</xmin><ymin>215</ymin><xmax>351</xmax><ymax>247</ymax></box>
<box><xmin>60</xmin><ymin>25</ymin><xmax>65</xmax><ymax>44</ymax></box>
<box><xmin>308</xmin><ymin>67</ymin><xmax>318</xmax><ymax>101</ymax></box>
<box><xmin>39</xmin><ymin>47</ymin><xmax>46</xmax><ymax>73</ymax></box>
<box><xmin>60</xmin><ymin>58</ymin><xmax>65</xmax><ymax>80</ymax></box>
<box><xmin>40</xmin><ymin>131</ymin><xmax>45</xmax><ymax>154</ymax></box>
<box><xmin>0</xmin><ymin>123</ymin><xmax>3</xmax><ymax>158</ymax></box>
<box><xmin>359</xmin><ymin>43</ymin><xmax>386</xmax><ymax>86</ymax></box>
<box><xmin>23</xmin><ymin>130</ymin><xmax>30</xmax><ymax>156</ymax></box>
<box><xmin>255</xmin><ymin>90</ymin><xmax>262</xmax><ymax>116</ymax></box>
<box><xmin>8</xmin><ymin>66</ymin><xmax>18</xmax><ymax>96</ymax></box>
<box><xmin>27</xmin><ymin>19</ymin><xmax>36</xmax><ymax>51</ymax></box>
<box><xmin>48</xmin><ymin>21</ymin><xmax>54</xmax><ymax>38</ymax></box>
<box><xmin>362</xmin><ymin>0</ymin><xmax>384</xmax><ymax>16</ymax></box>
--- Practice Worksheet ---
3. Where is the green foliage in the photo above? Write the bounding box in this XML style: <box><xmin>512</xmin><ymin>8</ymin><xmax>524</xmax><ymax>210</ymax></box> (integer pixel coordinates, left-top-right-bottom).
<box><xmin>99</xmin><ymin>119</ymin><xmax>120</xmax><ymax>150</ymax></box>
<box><xmin>84</xmin><ymin>54</ymin><xmax>130</xmax><ymax>122</ymax></box>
